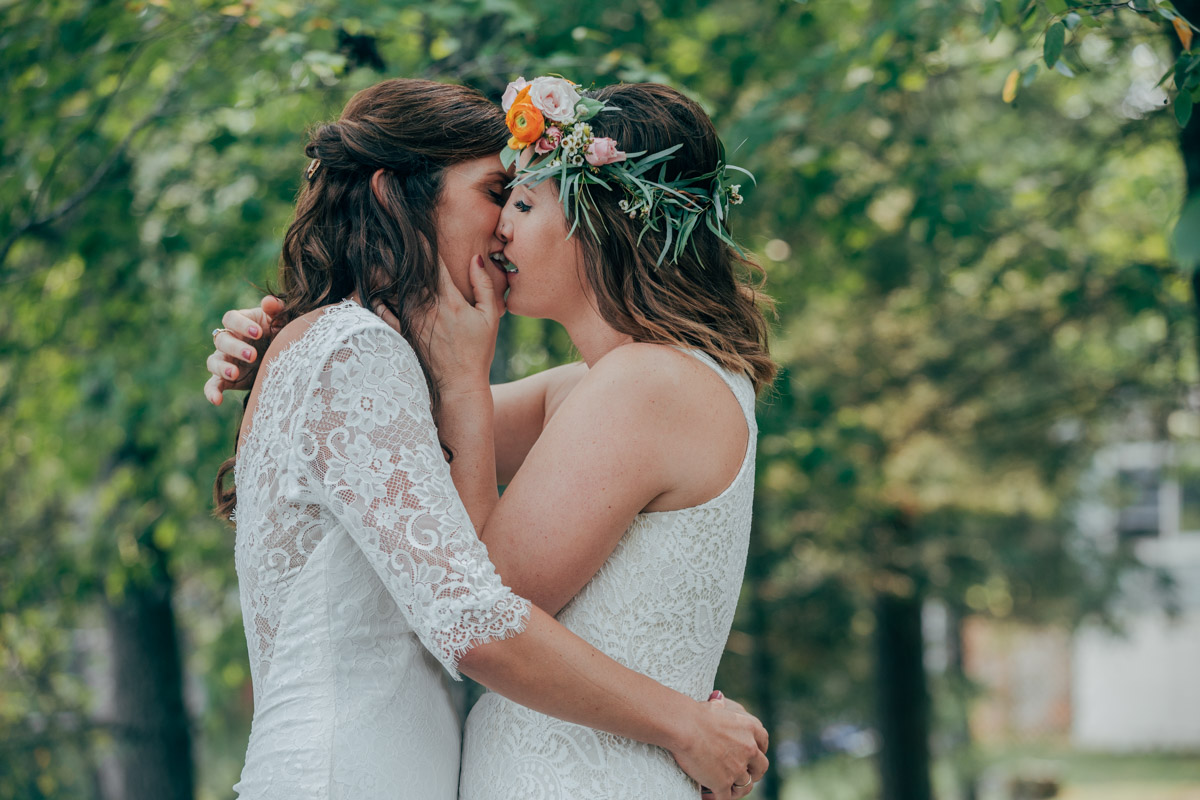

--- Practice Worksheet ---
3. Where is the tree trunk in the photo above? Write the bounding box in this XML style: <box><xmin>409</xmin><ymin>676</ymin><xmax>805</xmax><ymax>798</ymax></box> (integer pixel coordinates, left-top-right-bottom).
<box><xmin>874</xmin><ymin>586</ymin><xmax>933</xmax><ymax>800</ymax></box>
<box><xmin>1172</xmin><ymin>1</ymin><xmax>1200</xmax><ymax>372</ymax></box>
<box><xmin>745</xmin><ymin>513</ymin><xmax>780</xmax><ymax>800</ymax></box>
<box><xmin>105</xmin><ymin>555</ymin><xmax>194</xmax><ymax>800</ymax></box>
<box><xmin>946</xmin><ymin>604</ymin><xmax>978</xmax><ymax>800</ymax></box>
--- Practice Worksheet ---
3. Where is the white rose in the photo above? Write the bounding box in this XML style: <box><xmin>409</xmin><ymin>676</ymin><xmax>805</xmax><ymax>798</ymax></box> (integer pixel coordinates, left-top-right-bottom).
<box><xmin>528</xmin><ymin>76</ymin><xmax>582</xmax><ymax>122</ymax></box>
<box><xmin>501</xmin><ymin>77</ymin><xmax>529</xmax><ymax>112</ymax></box>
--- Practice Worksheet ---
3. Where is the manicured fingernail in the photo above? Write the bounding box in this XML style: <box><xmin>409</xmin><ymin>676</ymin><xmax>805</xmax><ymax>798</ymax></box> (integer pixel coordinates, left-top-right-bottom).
<box><xmin>709</xmin><ymin>690</ymin><xmax>723</xmax><ymax>700</ymax></box>
<box><xmin>226</xmin><ymin>368</ymin><xmax>235</xmax><ymax>379</ymax></box>
<box><xmin>242</xmin><ymin>348</ymin><xmax>253</xmax><ymax>360</ymax></box>
<box><xmin>248</xmin><ymin>325</ymin><xmax>260</xmax><ymax>337</ymax></box>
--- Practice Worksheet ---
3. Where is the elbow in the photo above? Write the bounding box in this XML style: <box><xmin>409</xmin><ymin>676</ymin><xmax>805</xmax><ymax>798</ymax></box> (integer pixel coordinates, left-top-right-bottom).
<box><xmin>456</xmin><ymin>641</ymin><xmax>489</xmax><ymax>676</ymax></box>
<box><xmin>456</xmin><ymin>633</ymin><xmax>516</xmax><ymax>686</ymax></box>
<box><xmin>456</xmin><ymin>604</ymin><xmax>540</xmax><ymax>685</ymax></box>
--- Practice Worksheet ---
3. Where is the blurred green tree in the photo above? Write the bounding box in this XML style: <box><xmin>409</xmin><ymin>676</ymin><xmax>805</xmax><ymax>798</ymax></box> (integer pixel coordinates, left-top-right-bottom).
<box><xmin>0</xmin><ymin>2</ymin><xmax>1192</xmax><ymax>799</ymax></box>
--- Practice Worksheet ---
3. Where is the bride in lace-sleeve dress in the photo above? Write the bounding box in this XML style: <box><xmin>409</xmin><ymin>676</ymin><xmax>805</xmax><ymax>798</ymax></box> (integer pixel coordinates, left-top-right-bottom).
<box><xmin>212</xmin><ymin>79</ymin><xmax>768</xmax><ymax>800</ymax></box>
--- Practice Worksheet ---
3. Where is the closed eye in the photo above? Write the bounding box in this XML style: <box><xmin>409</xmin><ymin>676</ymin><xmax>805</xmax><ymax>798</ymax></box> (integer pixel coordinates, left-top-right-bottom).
<box><xmin>514</xmin><ymin>200</ymin><xmax>532</xmax><ymax>212</ymax></box>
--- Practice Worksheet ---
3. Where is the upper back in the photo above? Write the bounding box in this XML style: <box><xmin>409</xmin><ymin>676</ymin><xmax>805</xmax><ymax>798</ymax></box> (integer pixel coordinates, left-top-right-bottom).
<box><xmin>590</xmin><ymin>342</ymin><xmax>755</xmax><ymax>514</ymax></box>
<box><xmin>556</xmin><ymin>346</ymin><xmax>757</xmax><ymax>695</ymax></box>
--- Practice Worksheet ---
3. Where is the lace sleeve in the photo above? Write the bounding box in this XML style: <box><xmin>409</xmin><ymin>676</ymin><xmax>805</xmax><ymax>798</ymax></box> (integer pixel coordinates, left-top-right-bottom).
<box><xmin>296</xmin><ymin>321</ymin><xmax>530</xmax><ymax>678</ymax></box>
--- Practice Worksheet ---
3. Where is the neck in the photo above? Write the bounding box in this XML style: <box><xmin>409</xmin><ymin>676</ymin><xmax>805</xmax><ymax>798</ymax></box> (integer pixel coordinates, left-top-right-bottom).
<box><xmin>559</xmin><ymin>302</ymin><xmax>634</xmax><ymax>367</ymax></box>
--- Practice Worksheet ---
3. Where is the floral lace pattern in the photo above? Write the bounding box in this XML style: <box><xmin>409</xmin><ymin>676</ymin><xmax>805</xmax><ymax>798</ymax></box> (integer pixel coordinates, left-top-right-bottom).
<box><xmin>460</xmin><ymin>350</ymin><xmax>758</xmax><ymax>800</ymax></box>
<box><xmin>232</xmin><ymin>301</ymin><xmax>529</xmax><ymax>799</ymax></box>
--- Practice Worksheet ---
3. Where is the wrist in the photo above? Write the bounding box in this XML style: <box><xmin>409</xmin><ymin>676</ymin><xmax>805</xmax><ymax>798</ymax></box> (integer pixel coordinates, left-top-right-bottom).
<box><xmin>438</xmin><ymin>381</ymin><xmax>493</xmax><ymax>403</ymax></box>
<box><xmin>654</xmin><ymin>693</ymin><xmax>701</xmax><ymax>755</ymax></box>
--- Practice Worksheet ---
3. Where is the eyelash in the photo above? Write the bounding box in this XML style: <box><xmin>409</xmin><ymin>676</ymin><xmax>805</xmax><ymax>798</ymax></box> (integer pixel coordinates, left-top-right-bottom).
<box><xmin>514</xmin><ymin>200</ymin><xmax>531</xmax><ymax>212</ymax></box>
<box><xmin>488</xmin><ymin>190</ymin><xmax>506</xmax><ymax>205</ymax></box>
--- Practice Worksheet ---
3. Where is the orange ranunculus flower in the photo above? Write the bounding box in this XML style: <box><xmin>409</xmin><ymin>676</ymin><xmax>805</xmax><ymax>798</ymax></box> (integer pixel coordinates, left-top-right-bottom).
<box><xmin>506</xmin><ymin>86</ymin><xmax>545</xmax><ymax>145</ymax></box>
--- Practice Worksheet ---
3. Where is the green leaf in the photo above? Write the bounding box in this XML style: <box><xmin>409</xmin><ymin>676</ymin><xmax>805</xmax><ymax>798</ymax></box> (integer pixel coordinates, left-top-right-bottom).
<box><xmin>1000</xmin><ymin>0</ymin><xmax>1022</xmax><ymax>26</ymax></box>
<box><xmin>1044</xmin><ymin>21</ymin><xmax>1065</xmax><ymax>68</ymax></box>
<box><xmin>1174</xmin><ymin>193</ymin><xmax>1200</xmax><ymax>269</ymax></box>
<box><xmin>1176</xmin><ymin>89</ymin><xmax>1194</xmax><ymax>128</ymax></box>
<box><xmin>981</xmin><ymin>1</ymin><xmax>1000</xmax><ymax>37</ymax></box>
<box><xmin>574</xmin><ymin>97</ymin><xmax>605</xmax><ymax>121</ymax></box>
<box><xmin>1045</xmin><ymin>0</ymin><xmax>1068</xmax><ymax>14</ymax></box>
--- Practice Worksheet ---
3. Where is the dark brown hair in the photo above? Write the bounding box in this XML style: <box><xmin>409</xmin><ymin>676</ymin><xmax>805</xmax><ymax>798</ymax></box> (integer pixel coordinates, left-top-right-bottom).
<box><xmin>575</xmin><ymin>83</ymin><xmax>775</xmax><ymax>393</ymax></box>
<box><xmin>214</xmin><ymin>78</ymin><xmax>508</xmax><ymax>521</ymax></box>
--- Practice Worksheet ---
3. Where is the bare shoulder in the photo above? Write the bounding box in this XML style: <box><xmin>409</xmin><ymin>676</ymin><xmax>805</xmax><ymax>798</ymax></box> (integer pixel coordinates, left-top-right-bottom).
<box><xmin>575</xmin><ymin>343</ymin><xmax>748</xmax><ymax>510</ymax></box>
<box><xmin>261</xmin><ymin>306</ymin><xmax>329</xmax><ymax>363</ymax></box>
<box><xmin>585</xmin><ymin>343</ymin><xmax>729</xmax><ymax>404</ymax></box>
<box><xmin>560</xmin><ymin>344</ymin><xmax>738</xmax><ymax>437</ymax></box>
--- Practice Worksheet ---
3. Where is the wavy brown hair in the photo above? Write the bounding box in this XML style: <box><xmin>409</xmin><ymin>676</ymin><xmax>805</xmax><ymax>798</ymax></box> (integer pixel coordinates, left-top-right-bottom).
<box><xmin>575</xmin><ymin>83</ymin><xmax>775</xmax><ymax>393</ymax></box>
<box><xmin>214</xmin><ymin>78</ymin><xmax>508</xmax><ymax>521</ymax></box>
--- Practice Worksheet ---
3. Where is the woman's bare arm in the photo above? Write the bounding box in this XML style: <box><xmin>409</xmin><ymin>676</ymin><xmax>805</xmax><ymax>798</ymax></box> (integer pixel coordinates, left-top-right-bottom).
<box><xmin>467</xmin><ymin>344</ymin><xmax>746</xmax><ymax>616</ymax></box>
<box><xmin>490</xmin><ymin>361</ymin><xmax>587</xmax><ymax>484</ymax></box>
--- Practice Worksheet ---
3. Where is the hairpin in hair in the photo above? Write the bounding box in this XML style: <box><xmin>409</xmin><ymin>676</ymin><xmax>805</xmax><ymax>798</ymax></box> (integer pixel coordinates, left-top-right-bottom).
<box><xmin>306</xmin><ymin>158</ymin><xmax>321</xmax><ymax>181</ymax></box>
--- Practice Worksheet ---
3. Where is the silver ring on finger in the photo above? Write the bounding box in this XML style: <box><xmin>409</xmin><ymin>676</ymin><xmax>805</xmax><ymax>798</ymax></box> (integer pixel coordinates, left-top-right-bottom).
<box><xmin>212</xmin><ymin>327</ymin><xmax>229</xmax><ymax>339</ymax></box>
<box><xmin>733</xmin><ymin>779</ymin><xmax>751</xmax><ymax>789</ymax></box>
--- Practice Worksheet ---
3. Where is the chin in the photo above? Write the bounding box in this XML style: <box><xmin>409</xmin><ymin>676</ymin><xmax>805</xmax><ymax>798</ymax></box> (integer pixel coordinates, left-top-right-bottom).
<box><xmin>503</xmin><ymin>292</ymin><xmax>548</xmax><ymax>321</ymax></box>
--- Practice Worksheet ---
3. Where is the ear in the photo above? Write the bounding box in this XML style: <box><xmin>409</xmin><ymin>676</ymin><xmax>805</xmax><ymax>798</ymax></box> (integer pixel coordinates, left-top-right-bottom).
<box><xmin>370</xmin><ymin>168</ymin><xmax>388</xmax><ymax>204</ymax></box>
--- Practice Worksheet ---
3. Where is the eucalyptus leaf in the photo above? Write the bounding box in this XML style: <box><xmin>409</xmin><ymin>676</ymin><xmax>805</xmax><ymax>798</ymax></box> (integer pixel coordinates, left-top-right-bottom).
<box><xmin>1044</xmin><ymin>21</ymin><xmax>1065</xmax><ymax>68</ymax></box>
<box><xmin>1176</xmin><ymin>89</ymin><xmax>1194</xmax><ymax>128</ymax></box>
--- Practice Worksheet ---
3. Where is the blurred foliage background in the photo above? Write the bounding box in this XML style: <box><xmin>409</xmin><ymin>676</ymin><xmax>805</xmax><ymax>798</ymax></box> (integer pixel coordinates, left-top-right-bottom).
<box><xmin>2</xmin><ymin>0</ymin><xmax>1198</xmax><ymax>798</ymax></box>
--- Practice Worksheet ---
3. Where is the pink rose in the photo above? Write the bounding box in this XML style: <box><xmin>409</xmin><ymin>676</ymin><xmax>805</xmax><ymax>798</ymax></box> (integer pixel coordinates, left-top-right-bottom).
<box><xmin>528</xmin><ymin>76</ymin><xmax>581</xmax><ymax>122</ymax></box>
<box><xmin>534</xmin><ymin>126</ymin><xmax>563</xmax><ymax>154</ymax></box>
<box><xmin>501</xmin><ymin>77</ymin><xmax>529</xmax><ymax>112</ymax></box>
<box><xmin>585</xmin><ymin>137</ymin><xmax>626</xmax><ymax>166</ymax></box>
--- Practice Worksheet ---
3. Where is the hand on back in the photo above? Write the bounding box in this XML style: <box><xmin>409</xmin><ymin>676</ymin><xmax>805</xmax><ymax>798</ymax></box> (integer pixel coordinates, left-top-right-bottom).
<box><xmin>204</xmin><ymin>295</ymin><xmax>284</xmax><ymax>405</ymax></box>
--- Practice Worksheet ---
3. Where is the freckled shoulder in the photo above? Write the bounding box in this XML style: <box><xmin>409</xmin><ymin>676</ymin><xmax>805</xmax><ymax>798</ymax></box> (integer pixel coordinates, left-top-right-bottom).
<box><xmin>582</xmin><ymin>342</ymin><xmax>723</xmax><ymax>408</ymax></box>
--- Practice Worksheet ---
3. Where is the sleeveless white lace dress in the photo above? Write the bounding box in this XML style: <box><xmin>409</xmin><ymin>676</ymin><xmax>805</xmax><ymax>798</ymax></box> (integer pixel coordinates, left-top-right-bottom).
<box><xmin>459</xmin><ymin>350</ymin><xmax>758</xmax><ymax>800</ymax></box>
<box><xmin>231</xmin><ymin>300</ymin><xmax>530</xmax><ymax>800</ymax></box>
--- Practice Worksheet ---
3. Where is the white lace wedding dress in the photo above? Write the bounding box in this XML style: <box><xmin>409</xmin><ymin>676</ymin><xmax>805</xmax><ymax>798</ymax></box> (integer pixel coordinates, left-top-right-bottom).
<box><xmin>459</xmin><ymin>350</ymin><xmax>758</xmax><ymax>799</ymax></box>
<box><xmin>231</xmin><ymin>300</ymin><xmax>530</xmax><ymax>800</ymax></box>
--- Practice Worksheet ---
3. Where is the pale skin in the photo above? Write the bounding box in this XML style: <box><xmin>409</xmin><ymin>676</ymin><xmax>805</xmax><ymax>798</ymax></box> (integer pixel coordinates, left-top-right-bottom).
<box><xmin>207</xmin><ymin>156</ymin><xmax>764</xmax><ymax>798</ymax></box>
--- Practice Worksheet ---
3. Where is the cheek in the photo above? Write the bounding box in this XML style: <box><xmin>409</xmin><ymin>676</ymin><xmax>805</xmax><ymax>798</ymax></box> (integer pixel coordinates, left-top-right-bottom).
<box><xmin>467</xmin><ymin>197</ymin><xmax>501</xmax><ymax>243</ymax></box>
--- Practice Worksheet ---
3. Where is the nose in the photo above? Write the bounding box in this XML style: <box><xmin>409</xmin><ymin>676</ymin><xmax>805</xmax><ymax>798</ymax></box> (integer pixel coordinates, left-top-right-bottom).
<box><xmin>495</xmin><ymin>208</ymin><xmax>511</xmax><ymax>244</ymax></box>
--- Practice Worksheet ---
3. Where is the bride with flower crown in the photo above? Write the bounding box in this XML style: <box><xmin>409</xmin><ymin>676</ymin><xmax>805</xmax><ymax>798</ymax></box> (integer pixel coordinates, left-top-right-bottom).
<box><xmin>207</xmin><ymin>75</ymin><xmax>772</xmax><ymax>799</ymax></box>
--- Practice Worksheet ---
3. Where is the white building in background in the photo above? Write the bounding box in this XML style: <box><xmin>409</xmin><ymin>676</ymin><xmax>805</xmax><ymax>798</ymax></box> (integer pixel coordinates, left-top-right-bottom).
<box><xmin>964</xmin><ymin>439</ymin><xmax>1200</xmax><ymax>751</ymax></box>
<box><xmin>1071</xmin><ymin>441</ymin><xmax>1200</xmax><ymax>751</ymax></box>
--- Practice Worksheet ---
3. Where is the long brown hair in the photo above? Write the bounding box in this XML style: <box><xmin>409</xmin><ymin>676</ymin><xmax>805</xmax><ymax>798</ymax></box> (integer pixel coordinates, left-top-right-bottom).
<box><xmin>214</xmin><ymin>78</ymin><xmax>508</xmax><ymax>521</ymax></box>
<box><xmin>575</xmin><ymin>83</ymin><xmax>775</xmax><ymax>393</ymax></box>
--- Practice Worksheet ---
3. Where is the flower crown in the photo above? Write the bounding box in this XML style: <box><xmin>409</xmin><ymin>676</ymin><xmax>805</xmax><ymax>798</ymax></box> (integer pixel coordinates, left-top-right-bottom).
<box><xmin>500</xmin><ymin>76</ymin><xmax>751</xmax><ymax>267</ymax></box>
